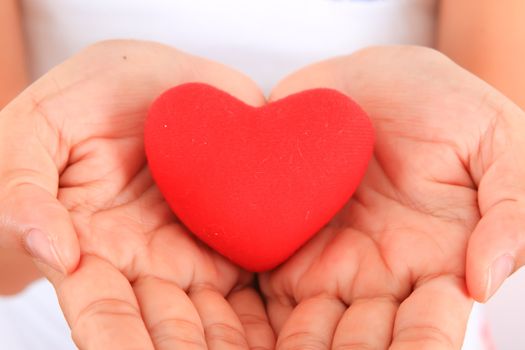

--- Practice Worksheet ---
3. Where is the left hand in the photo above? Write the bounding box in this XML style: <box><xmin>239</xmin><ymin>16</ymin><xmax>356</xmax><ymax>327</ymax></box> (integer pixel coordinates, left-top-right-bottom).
<box><xmin>0</xmin><ymin>40</ymin><xmax>275</xmax><ymax>350</ymax></box>
<box><xmin>260</xmin><ymin>46</ymin><xmax>525</xmax><ymax>349</ymax></box>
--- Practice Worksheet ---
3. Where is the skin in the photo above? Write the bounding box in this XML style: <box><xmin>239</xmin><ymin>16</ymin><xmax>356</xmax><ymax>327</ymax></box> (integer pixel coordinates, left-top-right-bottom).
<box><xmin>1</xmin><ymin>1</ymin><xmax>525</xmax><ymax>349</ymax></box>
<box><xmin>437</xmin><ymin>0</ymin><xmax>525</xmax><ymax>109</ymax></box>
<box><xmin>0</xmin><ymin>40</ymin><xmax>275</xmax><ymax>350</ymax></box>
<box><xmin>0</xmin><ymin>0</ymin><xmax>41</xmax><ymax>295</ymax></box>
<box><xmin>0</xmin><ymin>0</ymin><xmax>27</xmax><ymax>106</ymax></box>
<box><xmin>260</xmin><ymin>46</ymin><xmax>525</xmax><ymax>349</ymax></box>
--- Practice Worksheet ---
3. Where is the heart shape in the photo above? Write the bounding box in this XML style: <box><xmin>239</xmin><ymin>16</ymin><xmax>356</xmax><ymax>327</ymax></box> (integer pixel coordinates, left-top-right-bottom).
<box><xmin>145</xmin><ymin>83</ymin><xmax>374</xmax><ymax>271</ymax></box>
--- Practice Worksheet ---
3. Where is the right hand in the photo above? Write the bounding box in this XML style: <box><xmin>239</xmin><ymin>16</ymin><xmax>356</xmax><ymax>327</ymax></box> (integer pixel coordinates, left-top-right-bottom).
<box><xmin>0</xmin><ymin>40</ymin><xmax>275</xmax><ymax>350</ymax></box>
<box><xmin>260</xmin><ymin>46</ymin><xmax>525</xmax><ymax>349</ymax></box>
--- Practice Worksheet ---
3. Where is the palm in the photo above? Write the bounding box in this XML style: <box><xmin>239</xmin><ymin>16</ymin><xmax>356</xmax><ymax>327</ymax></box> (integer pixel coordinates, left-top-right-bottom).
<box><xmin>21</xmin><ymin>40</ymin><xmax>273</xmax><ymax>349</ymax></box>
<box><xmin>62</xmin><ymin>141</ymin><xmax>241</xmax><ymax>290</ymax></box>
<box><xmin>55</xmin><ymin>73</ymin><xmax>243</xmax><ymax>292</ymax></box>
<box><xmin>262</xmin><ymin>134</ymin><xmax>476</xmax><ymax>350</ymax></box>
<box><xmin>260</xmin><ymin>47</ymin><xmax>502</xmax><ymax>349</ymax></box>
<box><xmin>65</xmin><ymin>142</ymin><xmax>264</xmax><ymax>349</ymax></box>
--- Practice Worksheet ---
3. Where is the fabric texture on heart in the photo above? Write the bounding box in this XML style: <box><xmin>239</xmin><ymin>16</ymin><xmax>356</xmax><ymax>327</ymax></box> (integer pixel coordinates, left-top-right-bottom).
<box><xmin>145</xmin><ymin>83</ymin><xmax>374</xmax><ymax>271</ymax></box>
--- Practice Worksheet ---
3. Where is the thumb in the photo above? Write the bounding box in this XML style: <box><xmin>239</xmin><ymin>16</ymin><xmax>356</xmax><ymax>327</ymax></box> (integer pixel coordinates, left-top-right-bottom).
<box><xmin>466</xmin><ymin>98</ymin><xmax>525</xmax><ymax>302</ymax></box>
<box><xmin>0</xmin><ymin>99</ymin><xmax>80</xmax><ymax>274</ymax></box>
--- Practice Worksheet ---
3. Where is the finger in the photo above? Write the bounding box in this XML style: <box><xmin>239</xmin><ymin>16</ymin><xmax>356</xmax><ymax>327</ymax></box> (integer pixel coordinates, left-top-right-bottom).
<box><xmin>466</xmin><ymin>202</ymin><xmax>523</xmax><ymax>301</ymax></box>
<box><xmin>466</xmin><ymin>101</ymin><xmax>525</xmax><ymax>301</ymax></box>
<box><xmin>276</xmin><ymin>295</ymin><xmax>346</xmax><ymax>350</ymax></box>
<box><xmin>332</xmin><ymin>296</ymin><xmax>398</xmax><ymax>349</ymax></box>
<box><xmin>49</xmin><ymin>255</ymin><xmax>154</xmax><ymax>350</ymax></box>
<box><xmin>266</xmin><ymin>297</ymin><xmax>294</xmax><ymax>334</ymax></box>
<box><xmin>190</xmin><ymin>285</ymin><xmax>249</xmax><ymax>350</ymax></box>
<box><xmin>228</xmin><ymin>287</ymin><xmax>276</xmax><ymax>350</ymax></box>
<box><xmin>133</xmin><ymin>276</ymin><xmax>206</xmax><ymax>350</ymax></box>
<box><xmin>390</xmin><ymin>275</ymin><xmax>473</xmax><ymax>350</ymax></box>
<box><xmin>0</xmin><ymin>103</ymin><xmax>80</xmax><ymax>273</ymax></box>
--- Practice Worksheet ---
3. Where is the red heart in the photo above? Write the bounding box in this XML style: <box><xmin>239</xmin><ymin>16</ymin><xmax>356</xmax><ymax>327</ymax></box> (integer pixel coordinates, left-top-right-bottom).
<box><xmin>145</xmin><ymin>83</ymin><xmax>374</xmax><ymax>271</ymax></box>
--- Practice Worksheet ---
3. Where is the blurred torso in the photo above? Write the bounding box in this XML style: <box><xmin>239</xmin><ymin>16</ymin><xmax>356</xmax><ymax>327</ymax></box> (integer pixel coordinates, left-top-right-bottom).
<box><xmin>21</xmin><ymin>0</ymin><xmax>437</xmax><ymax>93</ymax></box>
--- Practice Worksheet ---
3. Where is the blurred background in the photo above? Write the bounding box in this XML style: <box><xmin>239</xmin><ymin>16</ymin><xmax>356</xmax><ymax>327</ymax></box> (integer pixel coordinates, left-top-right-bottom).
<box><xmin>488</xmin><ymin>269</ymin><xmax>525</xmax><ymax>349</ymax></box>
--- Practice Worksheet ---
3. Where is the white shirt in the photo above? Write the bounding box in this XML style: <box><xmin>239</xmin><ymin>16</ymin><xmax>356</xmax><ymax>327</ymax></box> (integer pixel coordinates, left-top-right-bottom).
<box><xmin>22</xmin><ymin>0</ymin><xmax>437</xmax><ymax>93</ymax></box>
<box><xmin>1</xmin><ymin>0</ymin><xmax>486</xmax><ymax>349</ymax></box>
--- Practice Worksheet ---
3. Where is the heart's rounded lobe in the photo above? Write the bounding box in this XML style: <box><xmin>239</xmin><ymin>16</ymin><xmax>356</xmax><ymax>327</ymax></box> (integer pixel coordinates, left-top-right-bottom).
<box><xmin>145</xmin><ymin>83</ymin><xmax>374</xmax><ymax>271</ymax></box>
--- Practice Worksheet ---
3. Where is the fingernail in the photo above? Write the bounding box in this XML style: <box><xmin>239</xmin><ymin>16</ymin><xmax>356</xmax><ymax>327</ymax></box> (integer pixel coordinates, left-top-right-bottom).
<box><xmin>486</xmin><ymin>254</ymin><xmax>515</xmax><ymax>300</ymax></box>
<box><xmin>24</xmin><ymin>229</ymin><xmax>66</xmax><ymax>273</ymax></box>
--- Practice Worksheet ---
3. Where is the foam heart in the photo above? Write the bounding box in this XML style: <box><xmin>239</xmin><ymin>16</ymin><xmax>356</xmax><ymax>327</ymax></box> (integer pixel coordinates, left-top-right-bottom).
<box><xmin>145</xmin><ymin>83</ymin><xmax>374</xmax><ymax>271</ymax></box>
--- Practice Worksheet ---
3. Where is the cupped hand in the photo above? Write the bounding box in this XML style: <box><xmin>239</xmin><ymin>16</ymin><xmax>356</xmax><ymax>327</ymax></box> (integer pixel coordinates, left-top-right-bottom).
<box><xmin>0</xmin><ymin>40</ymin><xmax>275</xmax><ymax>350</ymax></box>
<box><xmin>260</xmin><ymin>46</ymin><xmax>525</xmax><ymax>349</ymax></box>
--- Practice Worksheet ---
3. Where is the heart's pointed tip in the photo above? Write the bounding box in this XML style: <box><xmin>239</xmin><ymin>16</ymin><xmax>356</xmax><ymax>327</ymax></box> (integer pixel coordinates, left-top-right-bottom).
<box><xmin>238</xmin><ymin>261</ymin><xmax>282</xmax><ymax>273</ymax></box>
<box><xmin>233</xmin><ymin>252</ymin><xmax>291</xmax><ymax>272</ymax></box>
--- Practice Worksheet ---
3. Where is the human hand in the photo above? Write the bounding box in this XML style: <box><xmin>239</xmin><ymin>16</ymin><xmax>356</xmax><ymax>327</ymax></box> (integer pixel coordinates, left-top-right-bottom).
<box><xmin>0</xmin><ymin>40</ymin><xmax>275</xmax><ymax>350</ymax></box>
<box><xmin>260</xmin><ymin>46</ymin><xmax>525</xmax><ymax>349</ymax></box>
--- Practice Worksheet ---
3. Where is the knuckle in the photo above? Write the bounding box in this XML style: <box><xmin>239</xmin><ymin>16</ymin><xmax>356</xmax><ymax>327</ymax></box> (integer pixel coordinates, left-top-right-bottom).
<box><xmin>333</xmin><ymin>343</ymin><xmax>377</xmax><ymax>350</ymax></box>
<box><xmin>70</xmin><ymin>298</ymin><xmax>144</xmax><ymax>349</ymax></box>
<box><xmin>277</xmin><ymin>331</ymin><xmax>329</xmax><ymax>350</ymax></box>
<box><xmin>236</xmin><ymin>313</ymin><xmax>275</xmax><ymax>348</ymax></box>
<box><xmin>72</xmin><ymin>297</ymin><xmax>140</xmax><ymax>331</ymax></box>
<box><xmin>236</xmin><ymin>312</ymin><xmax>268</xmax><ymax>328</ymax></box>
<box><xmin>148</xmin><ymin>318</ymin><xmax>206</xmax><ymax>349</ymax></box>
<box><xmin>2</xmin><ymin>172</ymin><xmax>53</xmax><ymax>197</ymax></box>
<box><xmin>394</xmin><ymin>325</ymin><xmax>455</xmax><ymax>349</ymax></box>
<box><xmin>206</xmin><ymin>322</ymin><xmax>248</xmax><ymax>348</ymax></box>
